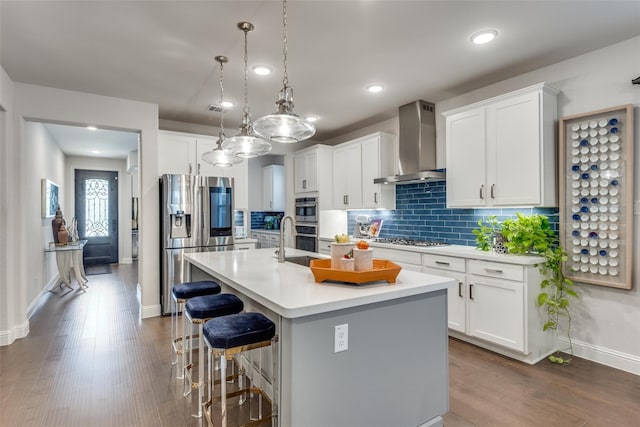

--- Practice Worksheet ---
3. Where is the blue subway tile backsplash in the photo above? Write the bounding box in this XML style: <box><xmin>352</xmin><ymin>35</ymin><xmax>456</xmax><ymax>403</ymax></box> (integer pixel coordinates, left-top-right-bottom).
<box><xmin>348</xmin><ymin>181</ymin><xmax>559</xmax><ymax>247</ymax></box>
<box><xmin>250</xmin><ymin>211</ymin><xmax>285</xmax><ymax>230</ymax></box>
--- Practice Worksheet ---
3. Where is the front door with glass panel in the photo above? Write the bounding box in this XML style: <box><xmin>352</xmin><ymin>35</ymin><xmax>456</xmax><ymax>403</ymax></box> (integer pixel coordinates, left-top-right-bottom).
<box><xmin>75</xmin><ymin>169</ymin><xmax>119</xmax><ymax>265</ymax></box>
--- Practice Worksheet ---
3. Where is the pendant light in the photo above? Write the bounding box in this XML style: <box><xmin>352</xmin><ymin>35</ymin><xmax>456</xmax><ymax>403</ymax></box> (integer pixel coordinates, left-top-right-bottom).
<box><xmin>201</xmin><ymin>56</ymin><xmax>243</xmax><ymax>167</ymax></box>
<box><xmin>253</xmin><ymin>0</ymin><xmax>316</xmax><ymax>143</ymax></box>
<box><xmin>222</xmin><ymin>22</ymin><xmax>272</xmax><ymax>158</ymax></box>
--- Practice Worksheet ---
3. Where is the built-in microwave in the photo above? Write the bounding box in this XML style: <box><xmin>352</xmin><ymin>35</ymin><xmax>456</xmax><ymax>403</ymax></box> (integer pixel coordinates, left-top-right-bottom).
<box><xmin>295</xmin><ymin>197</ymin><xmax>317</xmax><ymax>223</ymax></box>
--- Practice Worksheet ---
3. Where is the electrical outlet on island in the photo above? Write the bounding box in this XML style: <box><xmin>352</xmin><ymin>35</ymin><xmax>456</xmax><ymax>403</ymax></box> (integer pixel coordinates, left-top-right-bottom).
<box><xmin>334</xmin><ymin>324</ymin><xmax>348</xmax><ymax>353</ymax></box>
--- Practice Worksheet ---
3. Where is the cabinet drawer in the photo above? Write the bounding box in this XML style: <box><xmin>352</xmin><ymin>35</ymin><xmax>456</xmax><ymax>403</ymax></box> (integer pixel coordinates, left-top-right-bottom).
<box><xmin>318</xmin><ymin>239</ymin><xmax>332</xmax><ymax>252</ymax></box>
<box><xmin>372</xmin><ymin>247</ymin><xmax>421</xmax><ymax>267</ymax></box>
<box><xmin>468</xmin><ymin>260</ymin><xmax>523</xmax><ymax>282</ymax></box>
<box><xmin>422</xmin><ymin>254</ymin><xmax>465</xmax><ymax>273</ymax></box>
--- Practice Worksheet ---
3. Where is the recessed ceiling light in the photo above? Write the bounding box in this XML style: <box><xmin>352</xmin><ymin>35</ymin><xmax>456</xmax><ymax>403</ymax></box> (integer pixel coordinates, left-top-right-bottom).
<box><xmin>220</xmin><ymin>100</ymin><xmax>234</xmax><ymax>109</ymax></box>
<box><xmin>87</xmin><ymin>126</ymin><xmax>97</xmax><ymax>130</ymax></box>
<box><xmin>367</xmin><ymin>84</ymin><xmax>384</xmax><ymax>93</ymax></box>
<box><xmin>252</xmin><ymin>65</ymin><xmax>272</xmax><ymax>76</ymax></box>
<box><xmin>305</xmin><ymin>115</ymin><xmax>319</xmax><ymax>123</ymax></box>
<box><xmin>471</xmin><ymin>30</ymin><xmax>498</xmax><ymax>45</ymax></box>
<box><xmin>91</xmin><ymin>150</ymin><xmax>101</xmax><ymax>154</ymax></box>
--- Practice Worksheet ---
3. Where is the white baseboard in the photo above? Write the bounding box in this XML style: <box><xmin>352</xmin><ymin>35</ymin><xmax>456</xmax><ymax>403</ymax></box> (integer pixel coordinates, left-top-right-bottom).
<box><xmin>141</xmin><ymin>304</ymin><xmax>161</xmax><ymax>319</ymax></box>
<box><xmin>0</xmin><ymin>320</ymin><xmax>29</xmax><ymax>346</ymax></box>
<box><xmin>121</xmin><ymin>257</ymin><xmax>133</xmax><ymax>264</ymax></box>
<box><xmin>559</xmin><ymin>336</ymin><xmax>640</xmax><ymax>376</ymax></box>
<box><xmin>138</xmin><ymin>282</ymin><xmax>161</xmax><ymax>318</ymax></box>
<box><xmin>27</xmin><ymin>275</ymin><xmax>59</xmax><ymax>319</ymax></box>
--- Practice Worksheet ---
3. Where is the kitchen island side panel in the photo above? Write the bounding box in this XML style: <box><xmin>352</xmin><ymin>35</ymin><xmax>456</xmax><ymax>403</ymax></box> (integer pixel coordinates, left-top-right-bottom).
<box><xmin>280</xmin><ymin>290</ymin><xmax>449</xmax><ymax>427</ymax></box>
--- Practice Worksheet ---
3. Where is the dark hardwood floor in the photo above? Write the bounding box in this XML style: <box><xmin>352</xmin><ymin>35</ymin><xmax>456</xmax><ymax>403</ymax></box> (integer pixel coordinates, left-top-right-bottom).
<box><xmin>1</xmin><ymin>263</ymin><xmax>638</xmax><ymax>426</ymax></box>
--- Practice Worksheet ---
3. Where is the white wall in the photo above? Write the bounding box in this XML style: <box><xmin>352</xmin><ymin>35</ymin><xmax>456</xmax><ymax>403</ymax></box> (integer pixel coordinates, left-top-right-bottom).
<box><xmin>65</xmin><ymin>155</ymin><xmax>133</xmax><ymax>263</ymax></box>
<box><xmin>2</xmin><ymin>80</ymin><xmax>160</xmax><ymax>346</ymax></box>
<box><xmin>23</xmin><ymin>122</ymin><xmax>66</xmax><ymax>309</ymax></box>
<box><xmin>0</xmin><ymin>66</ymin><xmax>24</xmax><ymax>345</ymax></box>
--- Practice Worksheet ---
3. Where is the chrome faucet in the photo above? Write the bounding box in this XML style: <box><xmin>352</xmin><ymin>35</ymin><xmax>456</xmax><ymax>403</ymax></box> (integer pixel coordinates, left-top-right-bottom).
<box><xmin>278</xmin><ymin>215</ymin><xmax>294</xmax><ymax>263</ymax></box>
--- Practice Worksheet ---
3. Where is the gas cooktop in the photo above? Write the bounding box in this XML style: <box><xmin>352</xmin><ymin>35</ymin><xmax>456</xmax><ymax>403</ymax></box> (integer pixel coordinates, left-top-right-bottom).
<box><xmin>374</xmin><ymin>238</ymin><xmax>449</xmax><ymax>247</ymax></box>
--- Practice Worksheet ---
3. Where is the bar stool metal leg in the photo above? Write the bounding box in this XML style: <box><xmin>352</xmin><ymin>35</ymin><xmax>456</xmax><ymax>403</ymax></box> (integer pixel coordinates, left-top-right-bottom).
<box><xmin>202</xmin><ymin>312</ymin><xmax>278</xmax><ymax>427</ymax></box>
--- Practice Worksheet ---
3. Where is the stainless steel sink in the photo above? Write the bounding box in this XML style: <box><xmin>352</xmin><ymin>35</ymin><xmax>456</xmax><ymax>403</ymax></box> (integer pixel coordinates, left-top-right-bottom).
<box><xmin>285</xmin><ymin>255</ymin><xmax>321</xmax><ymax>267</ymax></box>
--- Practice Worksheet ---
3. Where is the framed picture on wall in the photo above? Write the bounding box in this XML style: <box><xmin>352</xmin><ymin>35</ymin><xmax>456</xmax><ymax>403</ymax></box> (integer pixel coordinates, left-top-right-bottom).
<box><xmin>41</xmin><ymin>179</ymin><xmax>60</xmax><ymax>218</ymax></box>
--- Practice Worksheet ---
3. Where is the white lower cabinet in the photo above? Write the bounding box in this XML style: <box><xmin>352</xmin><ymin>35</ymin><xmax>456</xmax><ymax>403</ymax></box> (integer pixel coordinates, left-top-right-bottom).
<box><xmin>422</xmin><ymin>254</ymin><xmax>466</xmax><ymax>333</ymax></box>
<box><xmin>318</xmin><ymin>238</ymin><xmax>332</xmax><ymax>256</ymax></box>
<box><xmin>371</xmin><ymin>246</ymin><xmax>422</xmax><ymax>271</ymax></box>
<box><xmin>467</xmin><ymin>262</ymin><xmax>525</xmax><ymax>352</ymax></box>
<box><xmin>251</xmin><ymin>231</ymin><xmax>279</xmax><ymax>249</ymax></box>
<box><xmin>422</xmin><ymin>253</ymin><xmax>554</xmax><ymax>364</ymax></box>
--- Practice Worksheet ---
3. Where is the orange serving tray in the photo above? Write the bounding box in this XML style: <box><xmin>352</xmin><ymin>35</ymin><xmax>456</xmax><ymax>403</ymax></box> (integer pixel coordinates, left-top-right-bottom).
<box><xmin>309</xmin><ymin>258</ymin><xmax>402</xmax><ymax>285</ymax></box>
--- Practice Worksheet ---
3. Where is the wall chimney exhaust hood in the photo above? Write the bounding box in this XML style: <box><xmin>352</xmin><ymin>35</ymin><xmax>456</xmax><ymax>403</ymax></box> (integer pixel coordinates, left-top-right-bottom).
<box><xmin>374</xmin><ymin>100</ymin><xmax>446</xmax><ymax>185</ymax></box>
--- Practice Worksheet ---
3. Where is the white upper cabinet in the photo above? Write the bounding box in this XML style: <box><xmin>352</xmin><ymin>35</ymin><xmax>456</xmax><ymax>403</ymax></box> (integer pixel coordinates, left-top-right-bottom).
<box><xmin>361</xmin><ymin>133</ymin><xmax>396</xmax><ymax>209</ymax></box>
<box><xmin>293</xmin><ymin>144</ymin><xmax>333</xmax><ymax>209</ymax></box>
<box><xmin>263</xmin><ymin>165</ymin><xmax>285</xmax><ymax>211</ymax></box>
<box><xmin>158</xmin><ymin>131</ymin><xmax>196</xmax><ymax>175</ymax></box>
<box><xmin>332</xmin><ymin>132</ymin><xmax>396</xmax><ymax>210</ymax></box>
<box><xmin>444</xmin><ymin>83</ymin><xmax>559</xmax><ymax>208</ymax></box>
<box><xmin>158</xmin><ymin>130</ymin><xmax>249</xmax><ymax>210</ymax></box>
<box><xmin>332</xmin><ymin>143</ymin><xmax>362</xmax><ymax>209</ymax></box>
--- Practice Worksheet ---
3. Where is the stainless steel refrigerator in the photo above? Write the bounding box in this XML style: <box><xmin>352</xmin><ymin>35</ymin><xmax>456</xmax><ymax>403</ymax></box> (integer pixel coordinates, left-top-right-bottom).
<box><xmin>160</xmin><ymin>174</ymin><xmax>234</xmax><ymax>315</ymax></box>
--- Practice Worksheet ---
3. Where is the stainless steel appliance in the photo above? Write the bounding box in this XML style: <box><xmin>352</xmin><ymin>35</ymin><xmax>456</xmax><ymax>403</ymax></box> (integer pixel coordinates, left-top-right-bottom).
<box><xmin>294</xmin><ymin>197</ymin><xmax>317</xmax><ymax>223</ymax></box>
<box><xmin>374</xmin><ymin>100</ymin><xmax>446</xmax><ymax>184</ymax></box>
<box><xmin>354</xmin><ymin>215</ymin><xmax>372</xmax><ymax>239</ymax></box>
<box><xmin>294</xmin><ymin>197</ymin><xmax>318</xmax><ymax>252</ymax></box>
<box><xmin>160</xmin><ymin>174</ymin><xmax>234</xmax><ymax>315</ymax></box>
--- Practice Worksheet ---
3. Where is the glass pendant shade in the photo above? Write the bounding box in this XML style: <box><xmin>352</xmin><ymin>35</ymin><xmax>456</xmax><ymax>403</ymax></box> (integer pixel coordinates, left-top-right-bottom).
<box><xmin>202</xmin><ymin>133</ymin><xmax>242</xmax><ymax>167</ymax></box>
<box><xmin>253</xmin><ymin>0</ymin><xmax>316</xmax><ymax>143</ymax></box>
<box><xmin>201</xmin><ymin>55</ymin><xmax>243</xmax><ymax>168</ymax></box>
<box><xmin>223</xmin><ymin>21</ymin><xmax>271</xmax><ymax>158</ymax></box>
<box><xmin>253</xmin><ymin>86</ymin><xmax>315</xmax><ymax>143</ymax></box>
<box><xmin>222</xmin><ymin>120</ymin><xmax>272</xmax><ymax>158</ymax></box>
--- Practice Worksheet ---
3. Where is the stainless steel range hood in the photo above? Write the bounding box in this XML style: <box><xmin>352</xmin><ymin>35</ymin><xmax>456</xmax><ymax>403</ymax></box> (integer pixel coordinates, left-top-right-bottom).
<box><xmin>374</xmin><ymin>100</ymin><xmax>446</xmax><ymax>185</ymax></box>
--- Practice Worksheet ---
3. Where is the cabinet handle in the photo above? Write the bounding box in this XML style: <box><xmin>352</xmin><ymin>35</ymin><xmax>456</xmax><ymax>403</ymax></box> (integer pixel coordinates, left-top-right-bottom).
<box><xmin>346</xmin><ymin>195</ymin><xmax>349</xmax><ymax>205</ymax></box>
<box><xmin>374</xmin><ymin>192</ymin><xmax>378</xmax><ymax>203</ymax></box>
<box><xmin>485</xmin><ymin>268</ymin><xmax>503</xmax><ymax>274</ymax></box>
<box><xmin>197</xmin><ymin>163</ymin><xmax>201</xmax><ymax>175</ymax></box>
<box><xmin>490</xmin><ymin>184</ymin><xmax>495</xmax><ymax>199</ymax></box>
<box><xmin>302</xmin><ymin>179</ymin><xmax>307</xmax><ymax>189</ymax></box>
<box><xmin>189</xmin><ymin>163</ymin><xmax>193</xmax><ymax>175</ymax></box>
<box><xmin>435</xmin><ymin>261</ymin><xmax>450</xmax><ymax>266</ymax></box>
<box><xmin>270</xmin><ymin>201</ymin><xmax>272</xmax><ymax>208</ymax></box>
<box><xmin>458</xmin><ymin>281</ymin><xmax>463</xmax><ymax>298</ymax></box>
<box><xmin>343</xmin><ymin>195</ymin><xmax>348</xmax><ymax>205</ymax></box>
<box><xmin>469</xmin><ymin>283</ymin><xmax>474</xmax><ymax>300</ymax></box>
<box><xmin>479</xmin><ymin>185</ymin><xmax>484</xmax><ymax>199</ymax></box>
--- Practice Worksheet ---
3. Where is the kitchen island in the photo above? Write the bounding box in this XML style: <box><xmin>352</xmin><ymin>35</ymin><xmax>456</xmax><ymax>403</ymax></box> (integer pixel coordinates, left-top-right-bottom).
<box><xmin>185</xmin><ymin>248</ymin><xmax>455</xmax><ymax>427</ymax></box>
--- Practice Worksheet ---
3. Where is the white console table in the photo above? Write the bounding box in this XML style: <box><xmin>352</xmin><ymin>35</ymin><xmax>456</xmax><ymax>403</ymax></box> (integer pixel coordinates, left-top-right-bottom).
<box><xmin>45</xmin><ymin>240</ymin><xmax>89</xmax><ymax>292</ymax></box>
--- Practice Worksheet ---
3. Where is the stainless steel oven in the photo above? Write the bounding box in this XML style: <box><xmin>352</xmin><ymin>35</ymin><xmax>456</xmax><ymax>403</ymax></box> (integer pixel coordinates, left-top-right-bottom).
<box><xmin>295</xmin><ymin>223</ymin><xmax>318</xmax><ymax>252</ymax></box>
<box><xmin>295</xmin><ymin>197</ymin><xmax>317</xmax><ymax>223</ymax></box>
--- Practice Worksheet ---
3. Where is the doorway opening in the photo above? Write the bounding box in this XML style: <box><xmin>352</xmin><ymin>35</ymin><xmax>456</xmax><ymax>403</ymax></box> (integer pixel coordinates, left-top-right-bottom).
<box><xmin>75</xmin><ymin>169</ymin><xmax>119</xmax><ymax>265</ymax></box>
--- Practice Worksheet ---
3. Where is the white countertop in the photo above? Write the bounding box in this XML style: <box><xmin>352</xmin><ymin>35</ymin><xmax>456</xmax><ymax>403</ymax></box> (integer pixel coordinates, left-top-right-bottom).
<box><xmin>185</xmin><ymin>248</ymin><xmax>455</xmax><ymax>319</ymax></box>
<box><xmin>234</xmin><ymin>238</ymin><xmax>257</xmax><ymax>244</ymax></box>
<box><xmin>250</xmin><ymin>229</ymin><xmax>280</xmax><ymax>235</ymax></box>
<box><xmin>319</xmin><ymin>237</ymin><xmax>545</xmax><ymax>266</ymax></box>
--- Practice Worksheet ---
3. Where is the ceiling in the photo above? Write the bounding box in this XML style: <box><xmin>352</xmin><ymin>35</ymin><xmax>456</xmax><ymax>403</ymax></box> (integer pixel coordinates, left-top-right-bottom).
<box><xmin>2</xmin><ymin>1</ymin><xmax>640</xmax><ymax>158</ymax></box>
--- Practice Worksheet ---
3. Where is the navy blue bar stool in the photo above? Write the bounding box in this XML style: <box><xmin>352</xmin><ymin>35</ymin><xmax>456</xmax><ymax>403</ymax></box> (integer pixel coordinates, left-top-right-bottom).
<box><xmin>171</xmin><ymin>280</ymin><xmax>221</xmax><ymax>379</ymax></box>
<box><xmin>184</xmin><ymin>293</ymin><xmax>244</xmax><ymax>418</ymax></box>
<box><xmin>202</xmin><ymin>312</ymin><xmax>278</xmax><ymax>427</ymax></box>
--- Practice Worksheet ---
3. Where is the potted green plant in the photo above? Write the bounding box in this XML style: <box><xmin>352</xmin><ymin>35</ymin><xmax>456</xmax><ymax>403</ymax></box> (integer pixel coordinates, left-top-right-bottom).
<box><xmin>498</xmin><ymin>212</ymin><xmax>578</xmax><ymax>364</ymax></box>
<box><xmin>500</xmin><ymin>212</ymin><xmax>555</xmax><ymax>255</ymax></box>
<box><xmin>472</xmin><ymin>215</ymin><xmax>501</xmax><ymax>251</ymax></box>
<box><xmin>537</xmin><ymin>246</ymin><xmax>578</xmax><ymax>364</ymax></box>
